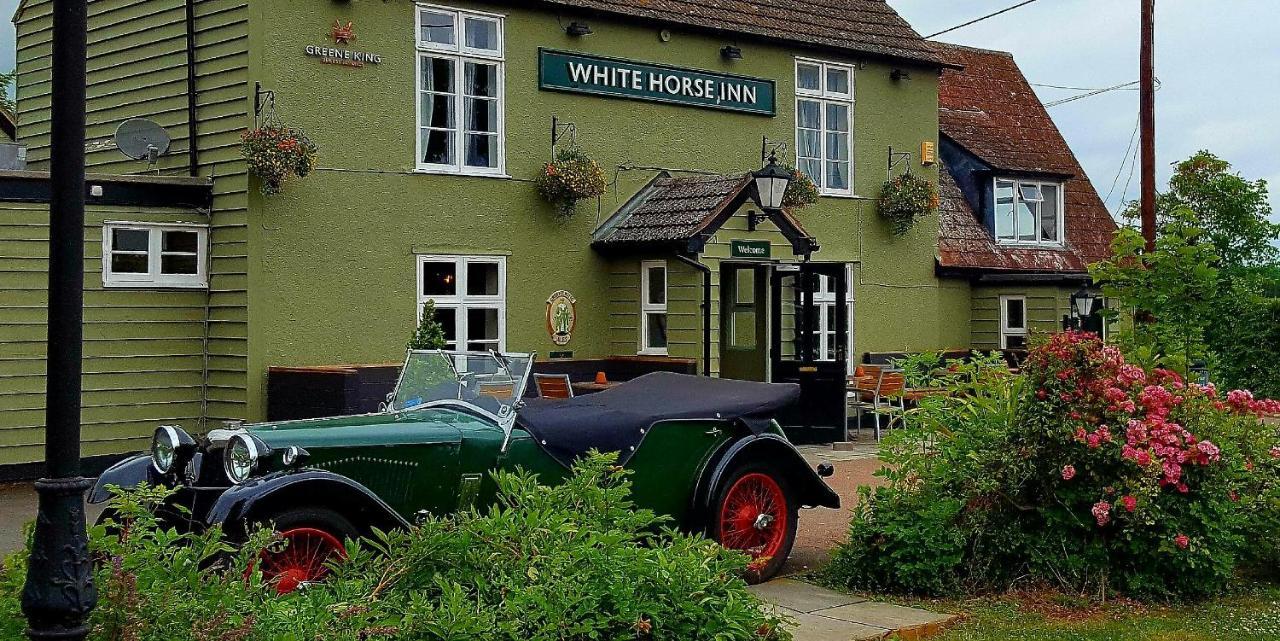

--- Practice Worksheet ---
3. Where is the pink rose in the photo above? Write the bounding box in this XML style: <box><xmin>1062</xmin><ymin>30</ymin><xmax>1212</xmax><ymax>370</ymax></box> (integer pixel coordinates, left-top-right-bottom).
<box><xmin>1121</xmin><ymin>495</ymin><xmax>1137</xmax><ymax>512</ymax></box>
<box><xmin>1271</xmin><ymin>447</ymin><xmax>1280</xmax><ymax>460</ymax></box>
<box><xmin>1174</xmin><ymin>534</ymin><xmax>1189</xmax><ymax>550</ymax></box>
<box><xmin>1091</xmin><ymin>501</ymin><xmax>1111</xmax><ymax>527</ymax></box>
<box><xmin>1061</xmin><ymin>465</ymin><xmax>1077</xmax><ymax>481</ymax></box>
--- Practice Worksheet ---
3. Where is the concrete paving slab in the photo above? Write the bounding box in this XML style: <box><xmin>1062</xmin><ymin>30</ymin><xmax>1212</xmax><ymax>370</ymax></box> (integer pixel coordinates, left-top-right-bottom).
<box><xmin>749</xmin><ymin>578</ymin><xmax>865</xmax><ymax>613</ymax></box>
<box><xmin>811</xmin><ymin>601</ymin><xmax>954</xmax><ymax>629</ymax></box>
<box><xmin>782</xmin><ymin>611</ymin><xmax>890</xmax><ymax>641</ymax></box>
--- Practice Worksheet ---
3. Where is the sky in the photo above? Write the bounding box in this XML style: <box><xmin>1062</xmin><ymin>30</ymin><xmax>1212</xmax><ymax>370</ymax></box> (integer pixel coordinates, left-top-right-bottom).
<box><xmin>890</xmin><ymin>0</ymin><xmax>1280</xmax><ymax>224</ymax></box>
<box><xmin>0</xmin><ymin>1</ymin><xmax>1275</xmax><ymax>224</ymax></box>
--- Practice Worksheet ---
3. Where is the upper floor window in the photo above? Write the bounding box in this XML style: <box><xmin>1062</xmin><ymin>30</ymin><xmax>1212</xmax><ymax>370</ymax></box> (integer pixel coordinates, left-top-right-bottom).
<box><xmin>994</xmin><ymin>178</ymin><xmax>1063</xmax><ymax>246</ymax></box>
<box><xmin>795</xmin><ymin>58</ymin><xmax>854</xmax><ymax>196</ymax></box>
<box><xmin>416</xmin><ymin>4</ymin><xmax>505</xmax><ymax>176</ymax></box>
<box><xmin>102</xmin><ymin>222</ymin><xmax>207</xmax><ymax>289</ymax></box>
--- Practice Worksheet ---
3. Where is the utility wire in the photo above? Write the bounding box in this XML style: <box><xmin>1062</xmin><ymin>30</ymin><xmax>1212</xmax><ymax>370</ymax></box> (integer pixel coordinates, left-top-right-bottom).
<box><xmin>925</xmin><ymin>0</ymin><xmax>1043</xmax><ymax>39</ymax></box>
<box><xmin>1105</xmin><ymin>119</ymin><xmax>1140</xmax><ymax>208</ymax></box>
<box><xmin>1044</xmin><ymin>78</ymin><xmax>1159</xmax><ymax>108</ymax></box>
<box><xmin>1032</xmin><ymin>82</ymin><xmax>1139</xmax><ymax>92</ymax></box>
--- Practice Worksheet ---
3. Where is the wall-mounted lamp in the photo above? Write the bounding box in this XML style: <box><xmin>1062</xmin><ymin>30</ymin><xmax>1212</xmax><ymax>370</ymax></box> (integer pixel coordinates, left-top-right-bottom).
<box><xmin>720</xmin><ymin>45</ymin><xmax>743</xmax><ymax>60</ymax></box>
<box><xmin>565</xmin><ymin>21</ymin><xmax>593</xmax><ymax>37</ymax></box>
<box><xmin>890</xmin><ymin>68</ymin><xmax>911</xmax><ymax>82</ymax></box>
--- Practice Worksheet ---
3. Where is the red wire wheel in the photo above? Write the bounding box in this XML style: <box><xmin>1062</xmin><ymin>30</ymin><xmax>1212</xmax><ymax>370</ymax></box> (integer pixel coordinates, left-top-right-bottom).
<box><xmin>717</xmin><ymin>472</ymin><xmax>790</xmax><ymax>569</ymax></box>
<box><xmin>255</xmin><ymin>527</ymin><xmax>346</xmax><ymax>595</ymax></box>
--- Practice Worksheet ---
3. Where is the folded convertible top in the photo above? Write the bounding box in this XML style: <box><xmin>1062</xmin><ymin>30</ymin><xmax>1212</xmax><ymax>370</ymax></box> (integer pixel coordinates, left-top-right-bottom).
<box><xmin>517</xmin><ymin>372</ymin><xmax>801</xmax><ymax>467</ymax></box>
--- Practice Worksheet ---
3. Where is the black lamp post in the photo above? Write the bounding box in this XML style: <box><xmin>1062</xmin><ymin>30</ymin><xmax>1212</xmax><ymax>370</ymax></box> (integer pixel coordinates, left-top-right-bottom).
<box><xmin>1063</xmin><ymin>285</ymin><xmax>1099</xmax><ymax>332</ymax></box>
<box><xmin>22</xmin><ymin>0</ymin><xmax>96</xmax><ymax>639</ymax></box>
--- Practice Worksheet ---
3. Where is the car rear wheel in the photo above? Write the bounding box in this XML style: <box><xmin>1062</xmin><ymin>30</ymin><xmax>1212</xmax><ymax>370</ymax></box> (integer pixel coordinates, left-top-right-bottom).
<box><xmin>711</xmin><ymin>463</ymin><xmax>798</xmax><ymax>584</ymax></box>
<box><xmin>251</xmin><ymin>507</ymin><xmax>356</xmax><ymax>595</ymax></box>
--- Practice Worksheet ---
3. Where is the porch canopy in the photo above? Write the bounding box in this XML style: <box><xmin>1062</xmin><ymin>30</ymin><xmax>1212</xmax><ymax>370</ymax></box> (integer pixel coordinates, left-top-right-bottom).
<box><xmin>590</xmin><ymin>172</ymin><xmax>818</xmax><ymax>255</ymax></box>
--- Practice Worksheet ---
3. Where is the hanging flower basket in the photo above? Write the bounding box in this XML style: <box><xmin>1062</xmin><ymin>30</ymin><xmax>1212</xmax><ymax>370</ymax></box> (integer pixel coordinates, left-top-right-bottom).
<box><xmin>241</xmin><ymin>124</ymin><xmax>318</xmax><ymax>196</ymax></box>
<box><xmin>877</xmin><ymin>173</ymin><xmax>939</xmax><ymax>236</ymax></box>
<box><xmin>535</xmin><ymin>147</ymin><xmax>607</xmax><ymax>216</ymax></box>
<box><xmin>781</xmin><ymin>166</ymin><xmax>819</xmax><ymax>210</ymax></box>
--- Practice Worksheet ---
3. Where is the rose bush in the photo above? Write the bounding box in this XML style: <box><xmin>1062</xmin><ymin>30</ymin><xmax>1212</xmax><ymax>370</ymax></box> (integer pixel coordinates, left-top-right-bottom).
<box><xmin>825</xmin><ymin>332</ymin><xmax>1280</xmax><ymax>600</ymax></box>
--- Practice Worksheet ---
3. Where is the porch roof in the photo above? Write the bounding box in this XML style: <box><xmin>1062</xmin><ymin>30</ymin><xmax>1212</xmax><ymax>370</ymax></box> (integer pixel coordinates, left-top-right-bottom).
<box><xmin>591</xmin><ymin>172</ymin><xmax>817</xmax><ymax>255</ymax></box>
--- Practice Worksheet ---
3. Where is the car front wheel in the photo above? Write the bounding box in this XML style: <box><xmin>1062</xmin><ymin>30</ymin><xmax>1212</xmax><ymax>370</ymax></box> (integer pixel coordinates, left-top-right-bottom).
<box><xmin>251</xmin><ymin>507</ymin><xmax>356</xmax><ymax>595</ymax></box>
<box><xmin>711</xmin><ymin>463</ymin><xmax>798</xmax><ymax>584</ymax></box>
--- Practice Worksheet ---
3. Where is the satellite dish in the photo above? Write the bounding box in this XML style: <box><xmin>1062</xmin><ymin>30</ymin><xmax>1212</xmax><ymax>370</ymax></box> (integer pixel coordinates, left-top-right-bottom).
<box><xmin>113</xmin><ymin>118</ymin><xmax>171</xmax><ymax>162</ymax></box>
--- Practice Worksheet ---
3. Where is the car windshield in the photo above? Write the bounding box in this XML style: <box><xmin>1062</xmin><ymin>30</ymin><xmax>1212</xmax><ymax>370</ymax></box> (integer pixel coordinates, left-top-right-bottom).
<box><xmin>390</xmin><ymin>350</ymin><xmax>534</xmax><ymax>419</ymax></box>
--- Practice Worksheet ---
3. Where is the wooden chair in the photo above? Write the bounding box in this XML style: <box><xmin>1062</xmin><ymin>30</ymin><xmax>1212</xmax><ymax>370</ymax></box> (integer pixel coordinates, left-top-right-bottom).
<box><xmin>533</xmin><ymin>373</ymin><xmax>574</xmax><ymax>399</ymax></box>
<box><xmin>846</xmin><ymin>365</ymin><xmax>885</xmax><ymax>441</ymax></box>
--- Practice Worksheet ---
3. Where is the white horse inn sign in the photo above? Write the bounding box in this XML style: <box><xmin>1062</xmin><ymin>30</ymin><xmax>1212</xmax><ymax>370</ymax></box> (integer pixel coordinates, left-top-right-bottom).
<box><xmin>538</xmin><ymin>49</ymin><xmax>777</xmax><ymax>116</ymax></box>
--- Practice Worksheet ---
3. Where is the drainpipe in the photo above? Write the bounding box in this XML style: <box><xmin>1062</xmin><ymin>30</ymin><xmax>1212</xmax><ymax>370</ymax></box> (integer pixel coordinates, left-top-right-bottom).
<box><xmin>183</xmin><ymin>0</ymin><xmax>199</xmax><ymax>176</ymax></box>
<box><xmin>673</xmin><ymin>253</ymin><xmax>712</xmax><ymax>376</ymax></box>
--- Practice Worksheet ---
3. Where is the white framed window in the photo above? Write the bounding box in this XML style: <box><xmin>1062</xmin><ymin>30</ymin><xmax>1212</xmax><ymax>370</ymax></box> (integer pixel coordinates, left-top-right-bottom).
<box><xmin>639</xmin><ymin>261</ymin><xmax>668</xmax><ymax>355</ymax></box>
<box><xmin>101</xmin><ymin>222</ymin><xmax>207</xmax><ymax>288</ymax></box>
<box><xmin>999</xmin><ymin>295</ymin><xmax>1028</xmax><ymax>350</ymax></box>
<box><xmin>415</xmin><ymin>4</ymin><xmax>506</xmax><ymax>176</ymax></box>
<box><xmin>795</xmin><ymin>58</ymin><xmax>854</xmax><ymax>196</ymax></box>
<box><xmin>813</xmin><ymin>270</ymin><xmax>855</xmax><ymax>369</ymax></box>
<box><xmin>994</xmin><ymin>178</ymin><xmax>1064</xmax><ymax>246</ymax></box>
<box><xmin>417</xmin><ymin>254</ymin><xmax>506</xmax><ymax>352</ymax></box>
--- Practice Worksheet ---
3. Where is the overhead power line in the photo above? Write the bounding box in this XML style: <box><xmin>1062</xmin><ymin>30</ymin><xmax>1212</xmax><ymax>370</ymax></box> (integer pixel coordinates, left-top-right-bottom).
<box><xmin>1044</xmin><ymin>78</ymin><xmax>1160</xmax><ymax>108</ymax></box>
<box><xmin>925</xmin><ymin>0</ymin><xmax>1043</xmax><ymax>39</ymax></box>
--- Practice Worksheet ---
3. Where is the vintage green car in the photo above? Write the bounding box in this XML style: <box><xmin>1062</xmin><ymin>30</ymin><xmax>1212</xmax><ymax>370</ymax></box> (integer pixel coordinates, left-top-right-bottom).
<box><xmin>91</xmin><ymin>350</ymin><xmax>839</xmax><ymax>590</ymax></box>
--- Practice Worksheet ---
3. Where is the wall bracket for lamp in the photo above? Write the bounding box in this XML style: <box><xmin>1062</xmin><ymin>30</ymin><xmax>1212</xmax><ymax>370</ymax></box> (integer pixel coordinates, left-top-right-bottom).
<box><xmin>550</xmin><ymin>115</ymin><xmax>577</xmax><ymax>159</ymax></box>
<box><xmin>253</xmin><ymin>82</ymin><xmax>277</xmax><ymax>128</ymax></box>
<box><xmin>760</xmin><ymin>135</ymin><xmax>788</xmax><ymax>167</ymax></box>
<box><xmin>886</xmin><ymin>146</ymin><xmax>913</xmax><ymax>181</ymax></box>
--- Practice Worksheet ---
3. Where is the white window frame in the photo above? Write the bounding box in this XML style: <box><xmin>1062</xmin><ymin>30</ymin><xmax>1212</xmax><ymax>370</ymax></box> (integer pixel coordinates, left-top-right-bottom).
<box><xmin>101</xmin><ymin>221</ymin><xmax>208</xmax><ymax>289</ymax></box>
<box><xmin>999</xmin><ymin>295</ymin><xmax>1028</xmax><ymax>350</ymax></box>
<box><xmin>639</xmin><ymin>260</ymin><xmax>668</xmax><ymax>356</ymax></box>
<box><xmin>414</xmin><ymin>3</ymin><xmax>507</xmax><ymax>177</ymax></box>
<box><xmin>794</xmin><ymin>57</ymin><xmax>855</xmax><ymax>197</ymax></box>
<box><xmin>813</xmin><ymin>267</ymin><xmax>855</xmax><ymax>370</ymax></box>
<box><xmin>416</xmin><ymin>254</ymin><xmax>507</xmax><ymax>352</ymax></box>
<box><xmin>993</xmin><ymin>177</ymin><xmax>1065</xmax><ymax>247</ymax></box>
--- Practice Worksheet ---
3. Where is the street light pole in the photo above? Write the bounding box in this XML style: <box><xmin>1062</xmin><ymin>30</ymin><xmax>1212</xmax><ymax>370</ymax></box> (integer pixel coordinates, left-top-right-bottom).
<box><xmin>21</xmin><ymin>0</ymin><xmax>97</xmax><ymax>639</ymax></box>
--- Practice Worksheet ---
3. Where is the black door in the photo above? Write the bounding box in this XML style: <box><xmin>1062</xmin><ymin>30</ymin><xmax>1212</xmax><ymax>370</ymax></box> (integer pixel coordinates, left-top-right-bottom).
<box><xmin>770</xmin><ymin>263</ymin><xmax>848</xmax><ymax>444</ymax></box>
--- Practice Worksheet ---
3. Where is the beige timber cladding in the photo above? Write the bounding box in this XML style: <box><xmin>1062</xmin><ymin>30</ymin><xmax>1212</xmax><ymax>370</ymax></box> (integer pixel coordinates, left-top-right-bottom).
<box><xmin>0</xmin><ymin>203</ymin><xmax>209</xmax><ymax>465</ymax></box>
<box><xmin>971</xmin><ymin>285</ymin><xmax>1069</xmax><ymax>350</ymax></box>
<box><xmin>12</xmin><ymin>0</ymin><xmax>252</xmax><ymax>450</ymax></box>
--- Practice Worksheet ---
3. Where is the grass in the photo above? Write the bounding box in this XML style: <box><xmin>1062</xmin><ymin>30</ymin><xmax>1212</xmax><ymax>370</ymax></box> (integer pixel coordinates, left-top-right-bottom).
<box><xmin>905</xmin><ymin>583</ymin><xmax>1280</xmax><ymax>641</ymax></box>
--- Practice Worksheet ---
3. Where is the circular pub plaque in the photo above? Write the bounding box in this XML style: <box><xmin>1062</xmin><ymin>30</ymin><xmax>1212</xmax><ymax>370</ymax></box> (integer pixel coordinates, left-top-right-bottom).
<box><xmin>546</xmin><ymin>290</ymin><xmax>577</xmax><ymax>346</ymax></box>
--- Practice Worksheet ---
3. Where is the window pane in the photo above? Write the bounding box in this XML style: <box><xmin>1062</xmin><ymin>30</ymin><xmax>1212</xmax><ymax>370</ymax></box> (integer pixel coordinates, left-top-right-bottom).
<box><xmin>111</xmin><ymin>253</ymin><xmax>148</xmax><ymax>274</ymax></box>
<box><xmin>433</xmin><ymin>306</ymin><xmax>457</xmax><ymax>347</ymax></box>
<box><xmin>1005</xmin><ymin>299</ymin><xmax>1026</xmax><ymax>330</ymax></box>
<box><xmin>464</xmin><ymin>62</ymin><xmax>498</xmax><ymax>98</ymax></box>
<box><xmin>162</xmin><ymin>230</ymin><xmax>198</xmax><ymax>253</ymax></box>
<box><xmin>732</xmin><ymin>310</ymin><xmax>756</xmax><ymax>348</ymax></box>
<box><xmin>735</xmin><ymin>268</ymin><xmax>754</xmax><ymax>304</ymax></box>
<box><xmin>422</xmin><ymin>94</ymin><xmax>454</xmax><ymax>129</ymax></box>
<box><xmin>646</xmin><ymin>266</ymin><xmax>666</xmax><ymax>305</ymax></box>
<box><xmin>465</xmin><ymin>134</ymin><xmax>497</xmax><ymax>168</ymax></box>
<box><xmin>800</xmin><ymin>159</ymin><xmax>821</xmax><ymax>183</ymax></box>
<box><xmin>825</xmin><ymin>161</ymin><xmax>849</xmax><ymax>191</ymax></box>
<box><xmin>825</xmin><ymin>132</ymin><xmax>849</xmax><ymax>161</ymax></box>
<box><xmin>112</xmin><ymin>229</ymin><xmax>149</xmax><ymax>252</ymax></box>
<box><xmin>466</xmin><ymin>261</ymin><xmax>499</xmax><ymax>296</ymax></box>
<box><xmin>646</xmin><ymin>313</ymin><xmax>668</xmax><ymax>349</ymax></box>
<box><xmin>995</xmin><ymin>181</ymin><xmax>1016</xmax><ymax>240</ymax></box>
<box><xmin>1017</xmin><ymin>201</ymin><xmax>1038</xmax><ymax>242</ymax></box>
<box><xmin>797</xmin><ymin>99</ymin><xmax>821</xmax><ymax>129</ymax></box>
<box><xmin>797</xmin><ymin>129</ymin><xmax>820</xmax><ymax>159</ymax></box>
<box><xmin>420</xmin><ymin>11</ymin><xmax>455</xmax><ymax>46</ymax></box>
<box><xmin>463</xmin><ymin>17</ymin><xmax>498</xmax><ymax>51</ymax></box>
<box><xmin>467</xmin><ymin>307</ymin><xmax>499</xmax><ymax>343</ymax></box>
<box><xmin>423</xmin><ymin>57</ymin><xmax>454</xmax><ymax>93</ymax></box>
<box><xmin>1040</xmin><ymin>184</ymin><xmax>1059</xmax><ymax>242</ymax></box>
<box><xmin>465</xmin><ymin>98</ymin><xmax>497</xmax><ymax>132</ymax></box>
<box><xmin>422</xmin><ymin>261</ymin><xmax>457</xmax><ymax>296</ymax></box>
<box><xmin>825</xmin><ymin>67</ymin><xmax>850</xmax><ymax>95</ymax></box>
<box><xmin>797</xmin><ymin>63</ymin><xmax>821</xmax><ymax>91</ymax></box>
<box><xmin>1004</xmin><ymin>335</ymin><xmax>1027</xmax><ymax>350</ymax></box>
<box><xmin>826</xmin><ymin>103</ymin><xmax>850</xmax><ymax>133</ymax></box>
<box><xmin>422</xmin><ymin>129</ymin><xmax>455</xmax><ymax>165</ymax></box>
<box><xmin>1019</xmin><ymin>184</ymin><xmax>1044</xmax><ymax>203</ymax></box>
<box><xmin>161</xmin><ymin>254</ymin><xmax>198</xmax><ymax>275</ymax></box>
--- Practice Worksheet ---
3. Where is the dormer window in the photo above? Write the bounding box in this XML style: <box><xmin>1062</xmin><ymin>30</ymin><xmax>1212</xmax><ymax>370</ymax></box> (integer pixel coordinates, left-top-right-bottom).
<box><xmin>994</xmin><ymin>178</ymin><xmax>1063</xmax><ymax>246</ymax></box>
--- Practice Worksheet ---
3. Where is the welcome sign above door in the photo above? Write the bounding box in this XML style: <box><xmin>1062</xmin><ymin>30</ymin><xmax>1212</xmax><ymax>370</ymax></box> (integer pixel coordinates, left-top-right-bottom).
<box><xmin>538</xmin><ymin>49</ymin><xmax>776</xmax><ymax>116</ymax></box>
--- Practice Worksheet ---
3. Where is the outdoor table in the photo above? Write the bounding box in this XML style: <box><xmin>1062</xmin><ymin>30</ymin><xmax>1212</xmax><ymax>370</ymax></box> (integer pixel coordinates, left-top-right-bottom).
<box><xmin>571</xmin><ymin>381</ymin><xmax>621</xmax><ymax>394</ymax></box>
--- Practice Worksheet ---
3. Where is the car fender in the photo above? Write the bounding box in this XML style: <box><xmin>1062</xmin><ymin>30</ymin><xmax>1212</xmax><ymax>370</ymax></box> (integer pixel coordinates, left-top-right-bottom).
<box><xmin>690</xmin><ymin>433</ymin><xmax>840</xmax><ymax>529</ymax></box>
<box><xmin>89</xmin><ymin>455</ymin><xmax>159</xmax><ymax>504</ymax></box>
<box><xmin>206</xmin><ymin>469</ymin><xmax>409</xmax><ymax>539</ymax></box>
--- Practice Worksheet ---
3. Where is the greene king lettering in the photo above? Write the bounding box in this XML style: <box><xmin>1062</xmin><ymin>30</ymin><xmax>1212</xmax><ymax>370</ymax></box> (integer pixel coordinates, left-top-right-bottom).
<box><xmin>566</xmin><ymin>62</ymin><xmax>759</xmax><ymax>105</ymax></box>
<box><xmin>304</xmin><ymin>45</ymin><xmax>383</xmax><ymax>67</ymax></box>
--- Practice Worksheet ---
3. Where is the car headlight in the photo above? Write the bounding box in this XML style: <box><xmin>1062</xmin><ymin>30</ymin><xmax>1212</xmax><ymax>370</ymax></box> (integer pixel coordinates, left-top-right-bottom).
<box><xmin>151</xmin><ymin>425</ymin><xmax>195</xmax><ymax>475</ymax></box>
<box><xmin>223</xmin><ymin>433</ymin><xmax>266</xmax><ymax>485</ymax></box>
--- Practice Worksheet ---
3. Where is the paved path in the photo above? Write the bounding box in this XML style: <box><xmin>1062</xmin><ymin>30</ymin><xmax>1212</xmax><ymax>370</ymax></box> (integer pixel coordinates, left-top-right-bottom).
<box><xmin>750</xmin><ymin>578</ymin><xmax>956</xmax><ymax>641</ymax></box>
<box><xmin>785</xmin><ymin>438</ymin><xmax>886</xmax><ymax>576</ymax></box>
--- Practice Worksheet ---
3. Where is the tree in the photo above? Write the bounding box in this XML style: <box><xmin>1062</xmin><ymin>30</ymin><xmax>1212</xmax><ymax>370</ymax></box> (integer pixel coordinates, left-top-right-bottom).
<box><xmin>1125</xmin><ymin>151</ymin><xmax>1278</xmax><ymax>268</ymax></box>
<box><xmin>0</xmin><ymin>69</ymin><xmax>14</xmax><ymax>115</ymax></box>
<box><xmin>407</xmin><ymin>300</ymin><xmax>448</xmax><ymax>350</ymax></box>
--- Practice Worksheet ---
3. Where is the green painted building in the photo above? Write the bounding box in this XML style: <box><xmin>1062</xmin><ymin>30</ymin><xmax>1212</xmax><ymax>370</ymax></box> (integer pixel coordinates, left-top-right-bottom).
<box><xmin>0</xmin><ymin>0</ymin><xmax>1116</xmax><ymax>467</ymax></box>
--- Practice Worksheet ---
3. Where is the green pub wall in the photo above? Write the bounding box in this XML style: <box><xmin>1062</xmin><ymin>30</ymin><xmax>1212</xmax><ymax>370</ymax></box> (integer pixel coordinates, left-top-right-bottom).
<box><xmin>2</xmin><ymin>0</ymin><xmax>980</xmax><ymax>464</ymax></box>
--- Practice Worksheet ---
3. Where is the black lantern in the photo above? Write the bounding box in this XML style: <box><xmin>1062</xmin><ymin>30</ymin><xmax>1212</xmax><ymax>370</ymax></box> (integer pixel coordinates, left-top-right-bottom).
<box><xmin>1071</xmin><ymin>285</ymin><xmax>1099</xmax><ymax>319</ymax></box>
<box><xmin>752</xmin><ymin>151</ymin><xmax>792</xmax><ymax>212</ymax></box>
<box><xmin>565</xmin><ymin>21</ymin><xmax>592</xmax><ymax>37</ymax></box>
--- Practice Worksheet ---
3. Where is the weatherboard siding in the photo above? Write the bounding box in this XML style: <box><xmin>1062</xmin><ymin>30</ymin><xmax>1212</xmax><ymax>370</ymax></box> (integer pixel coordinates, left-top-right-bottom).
<box><xmin>10</xmin><ymin>0</ymin><xmax>252</xmax><ymax>459</ymax></box>
<box><xmin>0</xmin><ymin>203</ymin><xmax>209</xmax><ymax>465</ymax></box>
<box><xmin>971</xmin><ymin>285</ymin><xmax>1069</xmax><ymax>351</ymax></box>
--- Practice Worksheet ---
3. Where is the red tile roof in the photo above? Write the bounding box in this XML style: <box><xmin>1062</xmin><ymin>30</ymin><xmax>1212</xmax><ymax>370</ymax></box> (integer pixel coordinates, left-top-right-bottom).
<box><xmin>528</xmin><ymin>0</ymin><xmax>944</xmax><ymax>66</ymax></box>
<box><xmin>935</xmin><ymin>43</ymin><xmax>1117</xmax><ymax>275</ymax></box>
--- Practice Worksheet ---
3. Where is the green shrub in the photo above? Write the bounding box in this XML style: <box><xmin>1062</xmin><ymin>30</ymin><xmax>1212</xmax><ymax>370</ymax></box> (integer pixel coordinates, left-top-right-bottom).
<box><xmin>0</xmin><ymin>453</ymin><xmax>788</xmax><ymax>641</ymax></box>
<box><xmin>824</xmin><ymin>332</ymin><xmax>1280</xmax><ymax>600</ymax></box>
